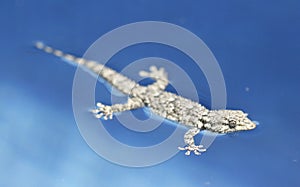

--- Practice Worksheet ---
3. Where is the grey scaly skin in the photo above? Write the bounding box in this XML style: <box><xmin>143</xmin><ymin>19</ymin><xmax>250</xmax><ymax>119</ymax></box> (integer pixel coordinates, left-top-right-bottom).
<box><xmin>35</xmin><ymin>42</ymin><xmax>256</xmax><ymax>156</ymax></box>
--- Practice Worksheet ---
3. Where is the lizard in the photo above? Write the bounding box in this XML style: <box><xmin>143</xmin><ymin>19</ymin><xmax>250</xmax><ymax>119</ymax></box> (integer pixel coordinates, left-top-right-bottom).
<box><xmin>35</xmin><ymin>42</ymin><xmax>256</xmax><ymax>156</ymax></box>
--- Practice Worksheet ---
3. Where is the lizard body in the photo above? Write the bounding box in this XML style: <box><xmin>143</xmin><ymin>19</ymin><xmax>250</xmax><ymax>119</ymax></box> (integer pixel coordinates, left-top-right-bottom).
<box><xmin>35</xmin><ymin>42</ymin><xmax>256</xmax><ymax>155</ymax></box>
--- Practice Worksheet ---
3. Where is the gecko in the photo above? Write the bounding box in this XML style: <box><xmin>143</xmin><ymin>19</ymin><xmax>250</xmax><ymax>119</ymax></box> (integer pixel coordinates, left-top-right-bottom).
<box><xmin>35</xmin><ymin>42</ymin><xmax>256</xmax><ymax>156</ymax></box>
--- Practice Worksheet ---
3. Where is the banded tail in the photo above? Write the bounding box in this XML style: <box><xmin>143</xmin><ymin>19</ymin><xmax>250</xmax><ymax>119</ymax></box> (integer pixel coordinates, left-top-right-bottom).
<box><xmin>34</xmin><ymin>41</ymin><xmax>101</xmax><ymax>68</ymax></box>
<box><xmin>34</xmin><ymin>42</ymin><xmax>138</xmax><ymax>94</ymax></box>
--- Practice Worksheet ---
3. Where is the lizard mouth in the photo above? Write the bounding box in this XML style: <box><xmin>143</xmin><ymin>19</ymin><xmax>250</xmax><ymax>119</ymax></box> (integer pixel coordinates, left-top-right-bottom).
<box><xmin>240</xmin><ymin>117</ymin><xmax>257</xmax><ymax>131</ymax></box>
<box><xmin>228</xmin><ymin>121</ymin><xmax>256</xmax><ymax>132</ymax></box>
<box><xmin>239</xmin><ymin>121</ymin><xmax>256</xmax><ymax>131</ymax></box>
<box><xmin>236</xmin><ymin>122</ymin><xmax>256</xmax><ymax>131</ymax></box>
<box><xmin>245</xmin><ymin>118</ymin><xmax>257</xmax><ymax>130</ymax></box>
<box><xmin>247</xmin><ymin>123</ymin><xmax>256</xmax><ymax>130</ymax></box>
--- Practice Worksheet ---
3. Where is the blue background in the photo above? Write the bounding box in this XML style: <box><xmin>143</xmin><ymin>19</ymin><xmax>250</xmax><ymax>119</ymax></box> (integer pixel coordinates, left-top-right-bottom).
<box><xmin>1</xmin><ymin>0</ymin><xmax>300</xmax><ymax>186</ymax></box>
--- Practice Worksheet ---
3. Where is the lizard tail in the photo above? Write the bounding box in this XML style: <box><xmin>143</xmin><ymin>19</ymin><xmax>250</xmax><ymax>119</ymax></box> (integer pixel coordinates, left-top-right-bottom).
<box><xmin>34</xmin><ymin>41</ymin><xmax>95</xmax><ymax>67</ymax></box>
<box><xmin>34</xmin><ymin>41</ymin><xmax>138</xmax><ymax>95</ymax></box>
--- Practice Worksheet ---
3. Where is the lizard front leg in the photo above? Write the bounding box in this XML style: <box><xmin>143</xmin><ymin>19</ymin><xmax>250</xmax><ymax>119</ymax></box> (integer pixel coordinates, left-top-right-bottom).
<box><xmin>90</xmin><ymin>97</ymin><xmax>144</xmax><ymax>120</ymax></box>
<box><xmin>139</xmin><ymin>66</ymin><xmax>169</xmax><ymax>90</ymax></box>
<box><xmin>178</xmin><ymin>128</ymin><xmax>206</xmax><ymax>155</ymax></box>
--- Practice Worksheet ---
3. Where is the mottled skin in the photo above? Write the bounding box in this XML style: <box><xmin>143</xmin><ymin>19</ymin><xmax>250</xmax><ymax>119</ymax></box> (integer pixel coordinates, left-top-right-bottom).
<box><xmin>35</xmin><ymin>42</ymin><xmax>256</xmax><ymax>156</ymax></box>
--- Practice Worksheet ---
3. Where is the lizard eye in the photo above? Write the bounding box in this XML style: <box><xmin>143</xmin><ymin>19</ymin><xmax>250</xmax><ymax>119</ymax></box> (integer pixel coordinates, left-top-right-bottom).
<box><xmin>229</xmin><ymin>122</ymin><xmax>236</xmax><ymax>128</ymax></box>
<box><xmin>229</xmin><ymin>124</ymin><xmax>235</xmax><ymax>129</ymax></box>
<box><xmin>228</xmin><ymin>119</ymin><xmax>236</xmax><ymax>126</ymax></box>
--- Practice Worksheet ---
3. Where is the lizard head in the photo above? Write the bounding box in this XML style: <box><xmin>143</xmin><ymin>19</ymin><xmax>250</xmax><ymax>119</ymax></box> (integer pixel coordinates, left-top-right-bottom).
<box><xmin>205</xmin><ymin>110</ymin><xmax>256</xmax><ymax>133</ymax></box>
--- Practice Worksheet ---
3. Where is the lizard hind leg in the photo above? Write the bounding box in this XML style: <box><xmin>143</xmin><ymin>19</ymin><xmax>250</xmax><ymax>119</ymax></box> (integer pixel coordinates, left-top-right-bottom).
<box><xmin>91</xmin><ymin>103</ymin><xmax>114</xmax><ymax>120</ymax></box>
<box><xmin>178</xmin><ymin>128</ymin><xmax>207</xmax><ymax>156</ymax></box>
<box><xmin>90</xmin><ymin>97</ymin><xmax>144</xmax><ymax>120</ymax></box>
<box><xmin>139</xmin><ymin>66</ymin><xmax>169</xmax><ymax>90</ymax></box>
<box><xmin>139</xmin><ymin>66</ymin><xmax>168</xmax><ymax>80</ymax></box>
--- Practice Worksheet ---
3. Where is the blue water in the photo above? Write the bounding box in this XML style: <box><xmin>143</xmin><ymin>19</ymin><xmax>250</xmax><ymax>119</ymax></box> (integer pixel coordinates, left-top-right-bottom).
<box><xmin>1</xmin><ymin>0</ymin><xmax>300</xmax><ymax>186</ymax></box>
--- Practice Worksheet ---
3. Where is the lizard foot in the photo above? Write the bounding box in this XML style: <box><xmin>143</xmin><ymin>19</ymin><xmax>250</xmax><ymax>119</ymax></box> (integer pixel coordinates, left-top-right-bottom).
<box><xmin>178</xmin><ymin>144</ymin><xmax>206</xmax><ymax>156</ymax></box>
<box><xmin>139</xmin><ymin>66</ymin><xmax>167</xmax><ymax>80</ymax></box>
<box><xmin>90</xmin><ymin>102</ymin><xmax>113</xmax><ymax>120</ymax></box>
